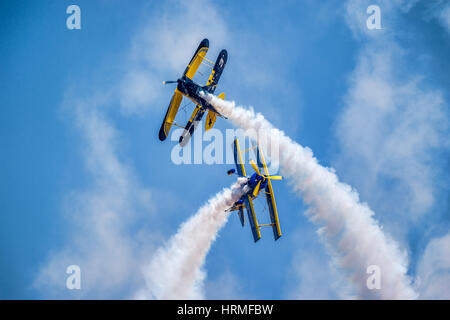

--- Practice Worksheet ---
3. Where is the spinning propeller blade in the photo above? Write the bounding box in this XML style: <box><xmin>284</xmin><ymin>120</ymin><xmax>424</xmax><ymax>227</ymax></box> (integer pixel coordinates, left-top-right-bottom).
<box><xmin>250</xmin><ymin>160</ymin><xmax>261</xmax><ymax>175</ymax></box>
<box><xmin>163</xmin><ymin>80</ymin><xmax>177</xmax><ymax>84</ymax></box>
<box><xmin>267</xmin><ymin>176</ymin><xmax>283</xmax><ymax>180</ymax></box>
<box><xmin>252</xmin><ymin>180</ymin><xmax>262</xmax><ymax>198</ymax></box>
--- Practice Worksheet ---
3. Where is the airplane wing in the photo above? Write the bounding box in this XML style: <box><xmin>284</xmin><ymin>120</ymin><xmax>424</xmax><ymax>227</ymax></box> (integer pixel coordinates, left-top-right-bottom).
<box><xmin>232</xmin><ymin>138</ymin><xmax>246</xmax><ymax>177</ymax></box>
<box><xmin>179</xmin><ymin>106</ymin><xmax>205</xmax><ymax>147</ymax></box>
<box><xmin>205</xmin><ymin>49</ymin><xmax>228</xmax><ymax>93</ymax></box>
<box><xmin>243</xmin><ymin>195</ymin><xmax>261</xmax><ymax>242</ymax></box>
<box><xmin>158</xmin><ymin>89</ymin><xmax>183</xmax><ymax>141</ymax></box>
<box><xmin>183</xmin><ymin>38</ymin><xmax>209</xmax><ymax>80</ymax></box>
<box><xmin>159</xmin><ymin>39</ymin><xmax>209</xmax><ymax>141</ymax></box>
<box><xmin>255</xmin><ymin>144</ymin><xmax>282</xmax><ymax>240</ymax></box>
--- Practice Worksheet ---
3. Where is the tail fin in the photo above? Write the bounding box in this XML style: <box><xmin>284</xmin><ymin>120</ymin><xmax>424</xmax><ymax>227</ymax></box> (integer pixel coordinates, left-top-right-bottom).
<box><xmin>205</xmin><ymin>93</ymin><xmax>224</xmax><ymax>131</ymax></box>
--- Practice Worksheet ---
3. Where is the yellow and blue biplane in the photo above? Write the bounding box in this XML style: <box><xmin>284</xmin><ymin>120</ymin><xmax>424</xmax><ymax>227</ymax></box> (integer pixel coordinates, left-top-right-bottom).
<box><xmin>227</xmin><ymin>138</ymin><xmax>283</xmax><ymax>242</ymax></box>
<box><xmin>159</xmin><ymin>38</ymin><xmax>227</xmax><ymax>147</ymax></box>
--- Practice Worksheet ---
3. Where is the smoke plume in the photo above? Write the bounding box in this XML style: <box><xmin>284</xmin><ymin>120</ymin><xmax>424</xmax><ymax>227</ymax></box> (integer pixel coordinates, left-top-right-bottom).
<box><xmin>135</xmin><ymin>179</ymin><xmax>245</xmax><ymax>299</ymax></box>
<box><xmin>204</xmin><ymin>93</ymin><xmax>417</xmax><ymax>299</ymax></box>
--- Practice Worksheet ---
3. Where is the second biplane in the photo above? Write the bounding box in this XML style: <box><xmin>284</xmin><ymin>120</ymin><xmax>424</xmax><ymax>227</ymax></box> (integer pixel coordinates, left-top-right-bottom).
<box><xmin>159</xmin><ymin>38</ymin><xmax>228</xmax><ymax>147</ymax></box>
<box><xmin>227</xmin><ymin>138</ymin><xmax>283</xmax><ymax>242</ymax></box>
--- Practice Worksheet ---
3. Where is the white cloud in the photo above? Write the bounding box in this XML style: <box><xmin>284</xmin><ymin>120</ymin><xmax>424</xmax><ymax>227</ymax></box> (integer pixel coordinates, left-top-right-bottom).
<box><xmin>335</xmin><ymin>44</ymin><xmax>448</xmax><ymax>226</ymax></box>
<box><xmin>416</xmin><ymin>233</ymin><xmax>450</xmax><ymax>299</ymax></box>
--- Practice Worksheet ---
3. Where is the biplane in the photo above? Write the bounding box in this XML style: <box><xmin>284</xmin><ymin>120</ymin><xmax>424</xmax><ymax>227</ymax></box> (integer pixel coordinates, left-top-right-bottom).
<box><xmin>227</xmin><ymin>138</ymin><xmax>283</xmax><ymax>242</ymax></box>
<box><xmin>159</xmin><ymin>38</ymin><xmax>228</xmax><ymax>147</ymax></box>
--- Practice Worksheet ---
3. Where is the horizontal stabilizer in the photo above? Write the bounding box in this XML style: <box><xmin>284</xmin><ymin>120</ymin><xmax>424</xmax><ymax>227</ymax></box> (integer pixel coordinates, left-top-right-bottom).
<box><xmin>205</xmin><ymin>110</ymin><xmax>217</xmax><ymax>132</ymax></box>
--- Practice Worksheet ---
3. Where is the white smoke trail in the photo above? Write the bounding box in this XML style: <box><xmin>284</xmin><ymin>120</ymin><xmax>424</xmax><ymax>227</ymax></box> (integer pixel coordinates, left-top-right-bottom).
<box><xmin>204</xmin><ymin>93</ymin><xmax>418</xmax><ymax>299</ymax></box>
<box><xmin>135</xmin><ymin>179</ymin><xmax>245</xmax><ymax>300</ymax></box>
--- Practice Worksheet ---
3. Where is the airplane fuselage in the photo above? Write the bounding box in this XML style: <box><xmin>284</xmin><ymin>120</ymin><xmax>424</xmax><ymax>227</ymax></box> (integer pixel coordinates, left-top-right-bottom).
<box><xmin>176</xmin><ymin>77</ymin><xmax>218</xmax><ymax>114</ymax></box>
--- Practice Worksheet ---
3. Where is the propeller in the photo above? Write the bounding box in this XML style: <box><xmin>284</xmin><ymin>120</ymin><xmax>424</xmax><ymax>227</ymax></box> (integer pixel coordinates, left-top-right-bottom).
<box><xmin>252</xmin><ymin>180</ymin><xmax>262</xmax><ymax>197</ymax></box>
<box><xmin>163</xmin><ymin>80</ymin><xmax>177</xmax><ymax>84</ymax></box>
<box><xmin>249</xmin><ymin>160</ymin><xmax>283</xmax><ymax>197</ymax></box>
<box><xmin>249</xmin><ymin>160</ymin><xmax>261</xmax><ymax>175</ymax></box>
<box><xmin>249</xmin><ymin>160</ymin><xmax>283</xmax><ymax>180</ymax></box>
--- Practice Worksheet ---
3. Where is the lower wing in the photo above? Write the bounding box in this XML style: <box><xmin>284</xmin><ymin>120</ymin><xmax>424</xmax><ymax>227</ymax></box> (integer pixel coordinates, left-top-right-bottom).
<box><xmin>243</xmin><ymin>195</ymin><xmax>261</xmax><ymax>242</ymax></box>
<box><xmin>159</xmin><ymin>89</ymin><xmax>183</xmax><ymax>141</ymax></box>
<box><xmin>205</xmin><ymin>49</ymin><xmax>228</xmax><ymax>94</ymax></box>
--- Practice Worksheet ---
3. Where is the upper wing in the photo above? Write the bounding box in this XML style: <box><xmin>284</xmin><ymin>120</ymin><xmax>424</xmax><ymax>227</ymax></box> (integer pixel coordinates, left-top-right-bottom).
<box><xmin>264</xmin><ymin>179</ymin><xmax>282</xmax><ymax>240</ymax></box>
<box><xmin>205</xmin><ymin>49</ymin><xmax>228</xmax><ymax>94</ymax></box>
<box><xmin>232</xmin><ymin>138</ymin><xmax>246</xmax><ymax>177</ymax></box>
<box><xmin>158</xmin><ymin>89</ymin><xmax>183</xmax><ymax>141</ymax></box>
<box><xmin>255</xmin><ymin>144</ymin><xmax>282</xmax><ymax>240</ymax></box>
<box><xmin>243</xmin><ymin>195</ymin><xmax>261</xmax><ymax>242</ymax></box>
<box><xmin>183</xmin><ymin>38</ymin><xmax>209</xmax><ymax>80</ymax></box>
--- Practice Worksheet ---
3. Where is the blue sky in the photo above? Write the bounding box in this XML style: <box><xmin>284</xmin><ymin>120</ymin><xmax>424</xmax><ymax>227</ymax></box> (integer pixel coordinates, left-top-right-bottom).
<box><xmin>1</xmin><ymin>0</ymin><xmax>449</xmax><ymax>299</ymax></box>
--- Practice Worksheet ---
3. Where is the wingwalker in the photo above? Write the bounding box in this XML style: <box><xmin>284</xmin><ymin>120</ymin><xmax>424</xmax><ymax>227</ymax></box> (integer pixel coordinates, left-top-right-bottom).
<box><xmin>159</xmin><ymin>38</ymin><xmax>227</xmax><ymax>147</ymax></box>
<box><xmin>227</xmin><ymin>138</ymin><xmax>283</xmax><ymax>242</ymax></box>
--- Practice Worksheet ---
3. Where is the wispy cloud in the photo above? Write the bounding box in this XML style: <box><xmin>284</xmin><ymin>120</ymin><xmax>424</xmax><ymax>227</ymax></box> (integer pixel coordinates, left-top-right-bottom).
<box><xmin>439</xmin><ymin>4</ymin><xmax>450</xmax><ymax>33</ymax></box>
<box><xmin>422</xmin><ymin>0</ymin><xmax>450</xmax><ymax>34</ymax></box>
<box><xmin>338</xmin><ymin>0</ymin><xmax>450</xmax><ymax>299</ymax></box>
<box><xmin>34</xmin><ymin>93</ymin><xmax>160</xmax><ymax>298</ymax></box>
<box><xmin>335</xmin><ymin>44</ymin><xmax>448</xmax><ymax>225</ymax></box>
<box><xmin>119</xmin><ymin>0</ymin><xmax>228</xmax><ymax>116</ymax></box>
<box><xmin>204</xmin><ymin>269</ymin><xmax>246</xmax><ymax>300</ymax></box>
<box><xmin>416</xmin><ymin>232</ymin><xmax>450</xmax><ymax>299</ymax></box>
